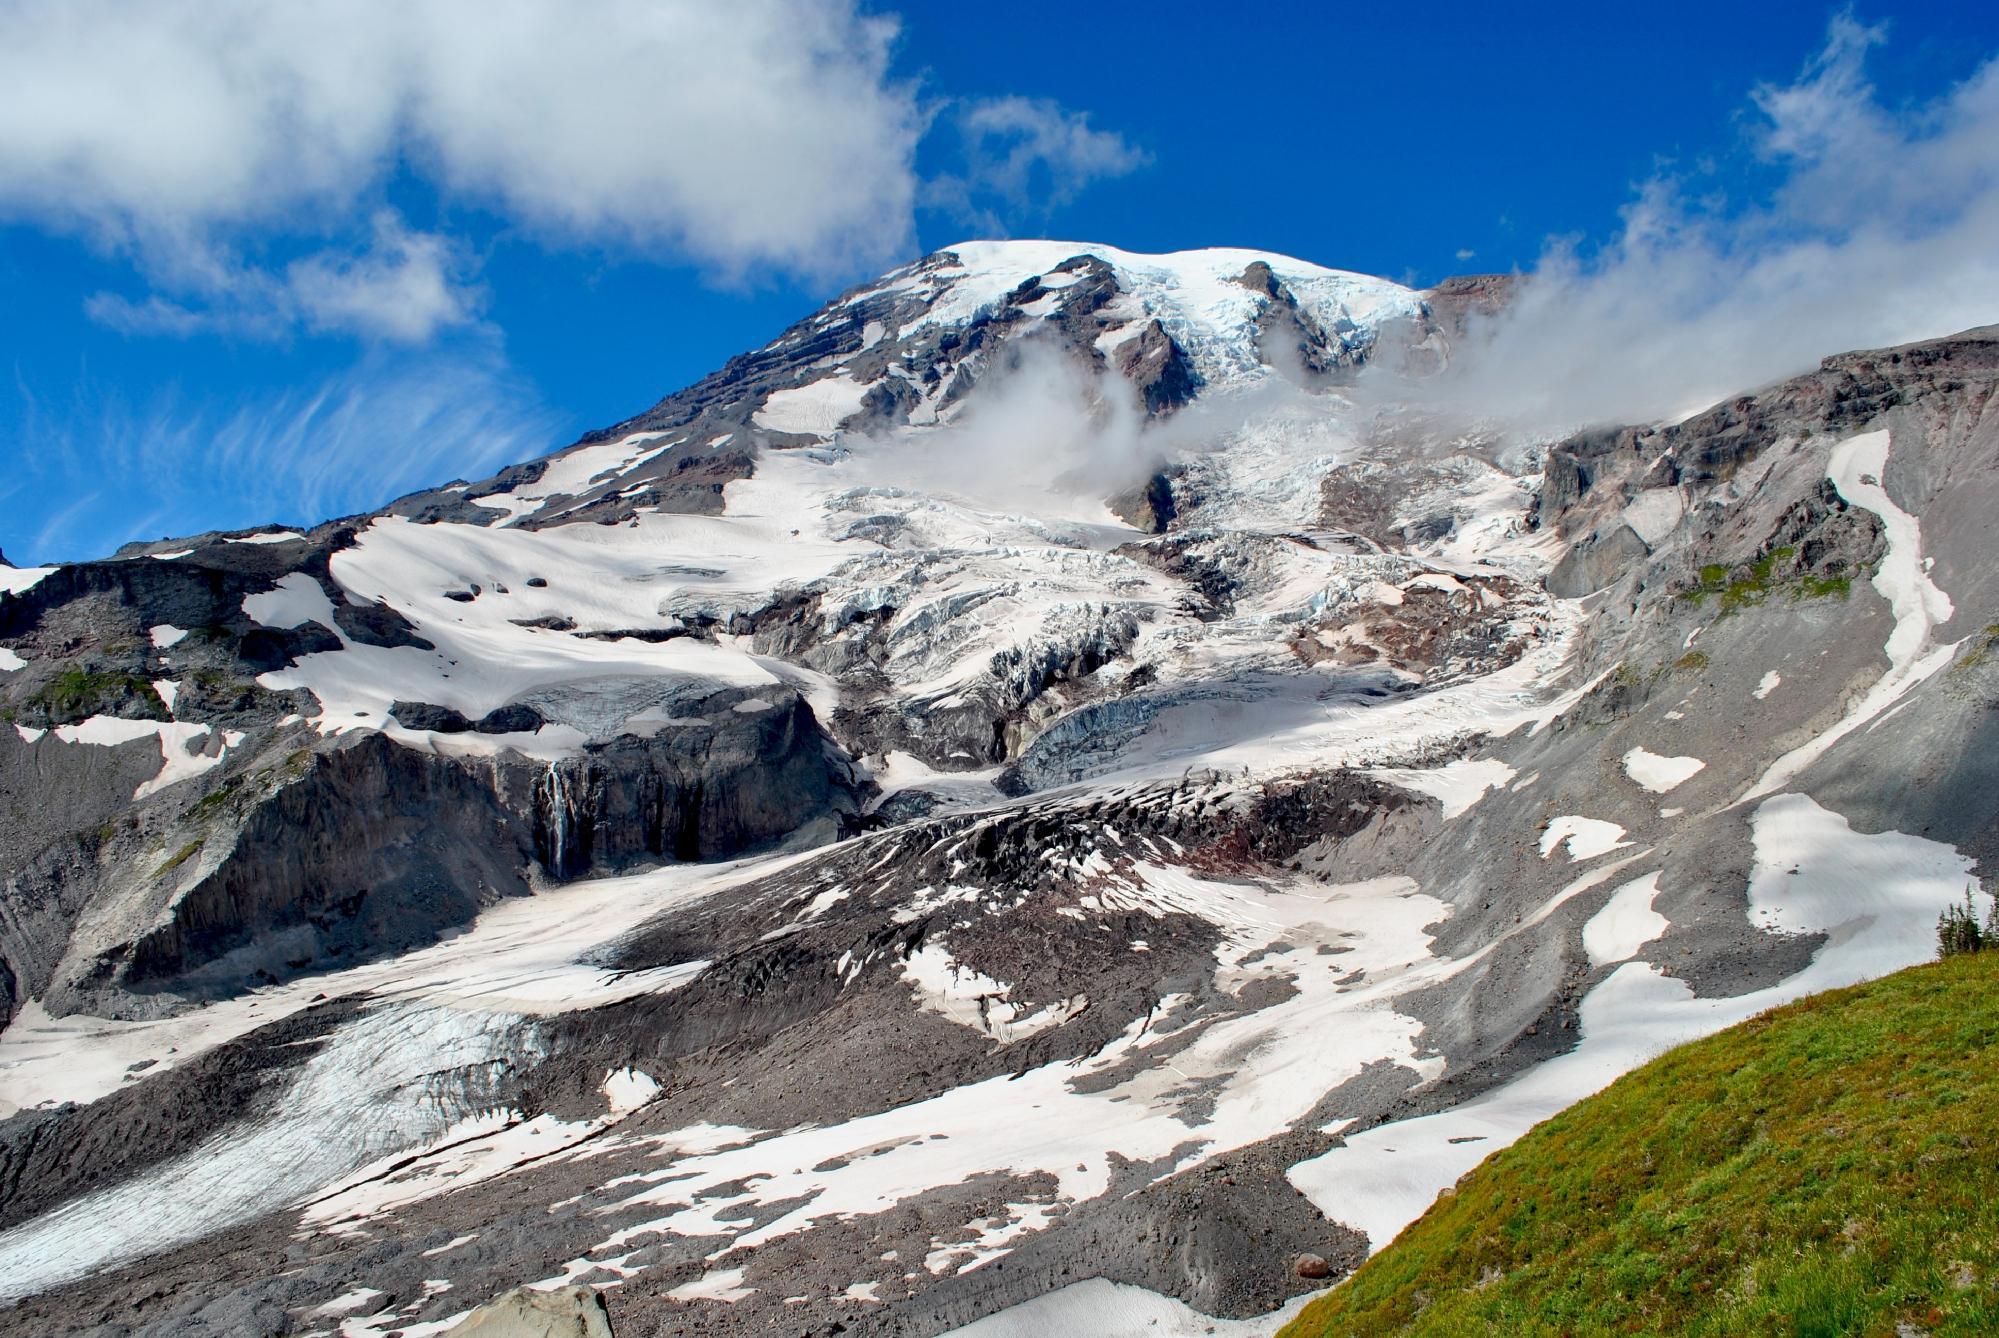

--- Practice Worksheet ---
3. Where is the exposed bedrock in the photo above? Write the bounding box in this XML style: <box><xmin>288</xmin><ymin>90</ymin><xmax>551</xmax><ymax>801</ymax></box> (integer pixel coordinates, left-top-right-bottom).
<box><xmin>21</xmin><ymin>686</ymin><xmax>859</xmax><ymax>1018</ymax></box>
<box><xmin>1545</xmin><ymin>521</ymin><xmax>1650</xmax><ymax>598</ymax></box>
<box><xmin>105</xmin><ymin>732</ymin><xmax>533</xmax><ymax>1006</ymax></box>
<box><xmin>902</xmin><ymin>1132</ymin><xmax>1365</xmax><ymax>1332</ymax></box>
<box><xmin>1536</xmin><ymin>322</ymin><xmax>1999</xmax><ymax>541</ymax></box>
<box><xmin>517</xmin><ymin>688</ymin><xmax>854</xmax><ymax>881</ymax></box>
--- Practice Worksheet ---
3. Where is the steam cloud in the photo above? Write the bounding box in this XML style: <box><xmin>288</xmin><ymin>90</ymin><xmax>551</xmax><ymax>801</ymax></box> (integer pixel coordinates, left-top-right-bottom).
<box><xmin>842</xmin><ymin>335</ymin><xmax>1331</xmax><ymax>526</ymax></box>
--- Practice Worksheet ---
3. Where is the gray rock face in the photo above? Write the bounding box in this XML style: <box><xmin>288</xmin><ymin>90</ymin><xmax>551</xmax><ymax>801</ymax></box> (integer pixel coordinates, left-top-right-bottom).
<box><xmin>1107</xmin><ymin>470</ymin><xmax>1180</xmax><ymax>532</ymax></box>
<box><xmin>1536</xmin><ymin>323</ymin><xmax>1999</xmax><ymax>538</ymax></box>
<box><xmin>1420</xmin><ymin>272</ymin><xmax>1517</xmax><ymax>343</ymax></box>
<box><xmin>12</xmin><ymin>684</ymin><xmax>860</xmax><ymax>1018</ymax></box>
<box><xmin>1546</xmin><ymin>522</ymin><xmax>1650</xmax><ymax>598</ymax></box>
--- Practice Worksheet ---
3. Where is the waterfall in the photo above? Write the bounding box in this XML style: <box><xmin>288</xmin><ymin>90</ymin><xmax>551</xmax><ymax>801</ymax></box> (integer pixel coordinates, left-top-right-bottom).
<box><xmin>538</xmin><ymin>761</ymin><xmax>571</xmax><ymax>875</ymax></box>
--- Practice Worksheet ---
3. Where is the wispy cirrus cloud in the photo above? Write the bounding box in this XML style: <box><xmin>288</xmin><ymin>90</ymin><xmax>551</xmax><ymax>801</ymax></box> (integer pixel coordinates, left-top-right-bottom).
<box><xmin>7</xmin><ymin>343</ymin><xmax>566</xmax><ymax>563</ymax></box>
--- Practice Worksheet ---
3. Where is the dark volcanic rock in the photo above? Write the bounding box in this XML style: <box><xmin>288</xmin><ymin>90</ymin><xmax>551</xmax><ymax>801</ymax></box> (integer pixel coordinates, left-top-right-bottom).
<box><xmin>390</xmin><ymin>700</ymin><xmax>473</xmax><ymax>733</ymax></box>
<box><xmin>1116</xmin><ymin>318</ymin><xmax>1201</xmax><ymax>413</ymax></box>
<box><xmin>8</xmin><ymin>681</ymin><xmax>859</xmax><ymax>1017</ymax></box>
<box><xmin>1108</xmin><ymin>470</ymin><xmax>1180</xmax><ymax>533</ymax></box>
<box><xmin>476</xmin><ymin>703</ymin><xmax>546</xmax><ymax>734</ymax></box>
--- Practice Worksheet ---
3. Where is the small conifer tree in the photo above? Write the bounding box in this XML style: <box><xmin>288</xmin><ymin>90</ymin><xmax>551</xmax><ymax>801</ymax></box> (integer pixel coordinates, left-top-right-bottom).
<box><xmin>1938</xmin><ymin>886</ymin><xmax>1983</xmax><ymax>959</ymax></box>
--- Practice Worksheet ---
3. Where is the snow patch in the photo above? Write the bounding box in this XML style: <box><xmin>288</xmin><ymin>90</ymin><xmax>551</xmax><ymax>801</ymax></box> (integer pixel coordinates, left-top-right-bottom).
<box><xmin>1621</xmin><ymin>747</ymin><xmax>1704</xmax><ymax>793</ymax></box>
<box><xmin>1583</xmin><ymin>872</ymin><xmax>1669</xmax><ymax>967</ymax></box>
<box><xmin>603</xmin><ymin>1067</ymin><xmax>660</xmax><ymax>1113</ymax></box>
<box><xmin>900</xmin><ymin>945</ymin><xmax>1077</xmax><ymax>1043</ymax></box>
<box><xmin>1369</xmin><ymin>757</ymin><xmax>1515</xmax><ymax>821</ymax></box>
<box><xmin>668</xmin><ymin>1267</ymin><xmax>754</xmax><ymax>1303</ymax></box>
<box><xmin>0</xmin><ymin>565</ymin><xmax>56</xmax><ymax>594</ymax></box>
<box><xmin>243</xmin><ymin>573</ymin><xmax>338</xmax><ymax>630</ymax></box>
<box><xmin>1745</xmin><ymin>431</ymin><xmax>1956</xmax><ymax>801</ymax></box>
<box><xmin>1538</xmin><ymin>816</ymin><xmax>1630</xmax><ymax>861</ymax></box>
<box><xmin>753</xmin><ymin>375</ymin><xmax>872</xmax><ymax>436</ymax></box>
<box><xmin>45</xmin><ymin>716</ymin><xmax>225</xmax><ymax>799</ymax></box>
<box><xmin>1754</xmin><ymin>670</ymin><xmax>1781</xmax><ymax>700</ymax></box>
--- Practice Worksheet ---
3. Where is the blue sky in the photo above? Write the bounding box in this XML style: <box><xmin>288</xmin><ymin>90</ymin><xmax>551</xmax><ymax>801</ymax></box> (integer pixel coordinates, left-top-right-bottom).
<box><xmin>3</xmin><ymin>1</ymin><xmax>1998</xmax><ymax>564</ymax></box>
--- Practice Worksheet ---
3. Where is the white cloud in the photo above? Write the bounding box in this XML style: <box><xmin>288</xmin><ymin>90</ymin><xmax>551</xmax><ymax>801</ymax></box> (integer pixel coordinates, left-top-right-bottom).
<box><xmin>927</xmin><ymin>96</ymin><xmax>1149</xmax><ymax>232</ymax></box>
<box><xmin>958</xmin><ymin>96</ymin><xmax>1149</xmax><ymax>205</ymax></box>
<box><xmin>1420</xmin><ymin>13</ymin><xmax>1999</xmax><ymax>432</ymax></box>
<box><xmin>0</xmin><ymin>1</ymin><xmax>1147</xmax><ymax>340</ymax></box>
<box><xmin>286</xmin><ymin>215</ymin><xmax>479</xmax><ymax>342</ymax></box>
<box><xmin>85</xmin><ymin>213</ymin><xmax>478</xmax><ymax>342</ymax></box>
<box><xmin>0</xmin><ymin>0</ymin><xmax>926</xmax><ymax>280</ymax></box>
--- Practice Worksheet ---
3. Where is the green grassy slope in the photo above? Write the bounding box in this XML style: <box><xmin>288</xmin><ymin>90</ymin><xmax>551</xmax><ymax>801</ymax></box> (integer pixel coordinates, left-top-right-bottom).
<box><xmin>1282</xmin><ymin>952</ymin><xmax>1999</xmax><ymax>1337</ymax></box>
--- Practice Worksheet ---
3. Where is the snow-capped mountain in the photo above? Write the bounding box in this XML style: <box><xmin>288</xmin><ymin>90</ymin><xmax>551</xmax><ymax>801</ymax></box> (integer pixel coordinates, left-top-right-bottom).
<box><xmin>0</xmin><ymin>241</ymin><xmax>1994</xmax><ymax>1337</ymax></box>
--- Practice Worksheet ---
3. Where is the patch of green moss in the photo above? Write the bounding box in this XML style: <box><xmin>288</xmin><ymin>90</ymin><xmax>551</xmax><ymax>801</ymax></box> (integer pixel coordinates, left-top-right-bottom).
<box><xmin>189</xmin><ymin>777</ymin><xmax>242</xmax><ymax>818</ymax></box>
<box><xmin>154</xmin><ymin>838</ymin><xmax>203</xmax><ymax>878</ymax></box>
<box><xmin>1951</xmin><ymin>624</ymin><xmax>1999</xmax><ymax>674</ymax></box>
<box><xmin>1680</xmin><ymin>547</ymin><xmax>1857</xmax><ymax>613</ymax></box>
<box><xmin>1797</xmin><ymin>573</ymin><xmax>1852</xmax><ymax>599</ymax></box>
<box><xmin>30</xmin><ymin>667</ymin><xmax>166</xmax><ymax>720</ymax></box>
<box><xmin>1672</xmin><ymin>649</ymin><xmax>1710</xmax><ymax>672</ymax></box>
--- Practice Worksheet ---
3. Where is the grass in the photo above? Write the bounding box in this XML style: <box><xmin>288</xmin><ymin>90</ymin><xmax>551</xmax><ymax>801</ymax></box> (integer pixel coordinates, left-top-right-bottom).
<box><xmin>1280</xmin><ymin>952</ymin><xmax>1999</xmax><ymax>1337</ymax></box>
<box><xmin>1679</xmin><ymin>546</ymin><xmax>1859</xmax><ymax>614</ymax></box>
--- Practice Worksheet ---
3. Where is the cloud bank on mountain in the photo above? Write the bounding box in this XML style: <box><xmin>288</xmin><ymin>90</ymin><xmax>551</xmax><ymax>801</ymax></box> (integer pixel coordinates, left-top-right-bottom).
<box><xmin>1430</xmin><ymin>13</ymin><xmax>1999</xmax><ymax>433</ymax></box>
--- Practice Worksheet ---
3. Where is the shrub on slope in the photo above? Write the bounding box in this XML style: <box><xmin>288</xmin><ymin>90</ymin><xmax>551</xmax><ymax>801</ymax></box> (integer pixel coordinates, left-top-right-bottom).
<box><xmin>1282</xmin><ymin>952</ymin><xmax>1999</xmax><ymax>1336</ymax></box>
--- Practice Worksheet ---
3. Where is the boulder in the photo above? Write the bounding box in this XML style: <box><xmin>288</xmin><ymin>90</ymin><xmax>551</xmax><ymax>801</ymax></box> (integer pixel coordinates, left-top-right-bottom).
<box><xmin>1546</xmin><ymin>523</ymin><xmax>1650</xmax><ymax>599</ymax></box>
<box><xmin>454</xmin><ymin>1285</ymin><xmax>614</xmax><ymax>1338</ymax></box>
